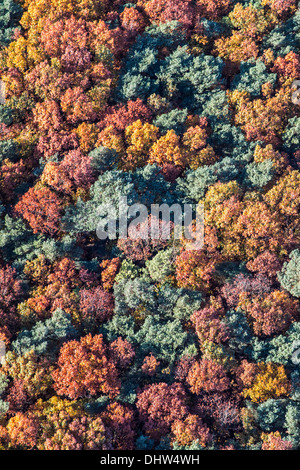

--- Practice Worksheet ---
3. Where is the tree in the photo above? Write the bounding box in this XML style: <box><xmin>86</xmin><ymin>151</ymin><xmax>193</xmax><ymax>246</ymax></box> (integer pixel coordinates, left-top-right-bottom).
<box><xmin>32</xmin><ymin>100</ymin><xmax>63</xmax><ymax>133</ymax></box>
<box><xmin>35</xmin><ymin>129</ymin><xmax>79</xmax><ymax>161</ymax></box>
<box><xmin>41</xmin><ymin>149</ymin><xmax>94</xmax><ymax>195</ymax></box>
<box><xmin>196</xmin><ymin>0</ymin><xmax>231</xmax><ymax>21</ymax></box>
<box><xmin>100</xmin><ymin>258</ymin><xmax>121</xmax><ymax>291</ymax></box>
<box><xmin>101</xmin><ymin>402</ymin><xmax>136</xmax><ymax>450</ymax></box>
<box><xmin>153</xmin><ymin>108</ymin><xmax>188</xmax><ymax>136</ymax></box>
<box><xmin>5</xmin><ymin>396</ymin><xmax>108</xmax><ymax>450</ymax></box>
<box><xmin>40</xmin><ymin>414</ymin><xmax>107</xmax><ymax>450</ymax></box>
<box><xmin>145</xmin><ymin>247</ymin><xmax>175</xmax><ymax>282</ymax></box>
<box><xmin>123</xmin><ymin>119</ymin><xmax>159</xmax><ymax>171</ymax></box>
<box><xmin>186</xmin><ymin>358</ymin><xmax>230</xmax><ymax>394</ymax></box>
<box><xmin>175</xmin><ymin>246</ymin><xmax>221</xmax><ymax>292</ymax></box>
<box><xmin>246</xmin><ymin>250</ymin><xmax>282</xmax><ymax>281</ymax></box>
<box><xmin>0</xmin><ymin>0</ymin><xmax>22</xmax><ymax>47</ymax></box>
<box><xmin>14</xmin><ymin>186</ymin><xmax>63</xmax><ymax>236</ymax></box>
<box><xmin>196</xmin><ymin>393</ymin><xmax>241</xmax><ymax>437</ymax></box>
<box><xmin>261</xmin><ymin>0</ymin><xmax>297</xmax><ymax>17</ymax></box>
<box><xmin>0</xmin><ymin>265</ymin><xmax>24</xmax><ymax>336</ymax></box>
<box><xmin>143</xmin><ymin>0</ymin><xmax>195</xmax><ymax>29</ymax></box>
<box><xmin>231</xmin><ymin>61</ymin><xmax>277</xmax><ymax>98</ymax></box>
<box><xmin>0</xmin><ymin>158</ymin><xmax>28</xmax><ymax>203</ymax></box>
<box><xmin>134</xmin><ymin>315</ymin><xmax>194</xmax><ymax>366</ymax></box>
<box><xmin>108</xmin><ymin>337</ymin><xmax>135</xmax><ymax>369</ymax></box>
<box><xmin>271</xmin><ymin>51</ymin><xmax>300</xmax><ymax>82</ymax></box>
<box><xmin>203</xmin><ymin>181</ymin><xmax>289</xmax><ymax>261</ymax></box>
<box><xmin>175</xmin><ymin>165</ymin><xmax>218</xmax><ymax>202</ymax></box>
<box><xmin>229</xmin><ymin>3</ymin><xmax>272</xmax><ymax>39</ymax></box>
<box><xmin>52</xmin><ymin>334</ymin><xmax>120</xmax><ymax>399</ymax></box>
<box><xmin>3</xmin><ymin>350</ymin><xmax>53</xmax><ymax>405</ymax></box>
<box><xmin>264</xmin><ymin>171</ymin><xmax>300</xmax><ymax>218</ymax></box>
<box><xmin>149</xmin><ymin>129</ymin><xmax>185</xmax><ymax>167</ymax></box>
<box><xmin>171</xmin><ymin>414</ymin><xmax>211</xmax><ymax>448</ymax></box>
<box><xmin>98</xmin><ymin>99</ymin><xmax>152</xmax><ymax>134</ymax></box>
<box><xmin>6</xmin><ymin>412</ymin><xmax>39</xmax><ymax>449</ymax></box>
<box><xmin>12</xmin><ymin>309</ymin><xmax>78</xmax><ymax>359</ymax></box>
<box><xmin>261</xmin><ymin>431</ymin><xmax>293</xmax><ymax>450</ymax></box>
<box><xmin>278</xmin><ymin>250</ymin><xmax>300</xmax><ymax>297</ymax></box>
<box><xmin>256</xmin><ymin>399</ymin><xmax>287</xmax><ymax>433</ymax></box>
<box><xmin>191</xmin><ymin>299</ymin><xmax>229</xmax><ymax>345</ymax></box>
<box><xmin>215</xmin><ymin>33</ymin><xmax>259</xmax><ymax>62</ymax></box>
<box><xmin>240</xmin><ymin>290</ymin><xmax>298</xmax><ymax>337</ymax></box>
<box><xmin>117</xmin><ymin>215</ymin><xmax>172</xmax><ymax>263</ymax></box>
<box><xmin>79</xmin><ymin>287</ymin><xmax>114</xmax><ymax>324</ymax></box>
<box><xmin>0</xmin><ymin>105</ymin><xmax>13</xmax><ymax>126</ymax></box>
<box><xmin>120</xmin><ymin>7</ymin><xmax>147</xmax><ymax>35</ymax></box>
<box><xmin>60</xmin><ymin>87</ymin><xmax>97</xmax><ymax>124</ymax></box>
<box><xmin>214</xmin><ymin>2</ymin><xmax>272</xmax><ymax>62</ymax></box>
<box><xmin>221</xmin><ymin>273</ymin><xmax>272</xmax><ymax>308</ymax></box>
<box><xmin>136</xmin><ymin>382</ymin><xmax>188</xmax><ymax>440</ymax></box>
<box><xmin>229</xmin><ymin>88</ymin><xmax>290</xmax><ymax>146</ymax></box>
<box><xmin>282</xmin><ymin>117</ymin><xmax>300</xmax><ymax>154</ymax></box>
<box><xmin>89</xmin><ymin>146</ymin><xmax>118</xmax><ymax>174</ymax></box>
<box><xmin>181</xmin><ymin>121</ymin><xmax>218</xmax><ymax>169</ymax></box>
<box><xmin>141</xmin><ymin>353</ymin><xmax>160</xmax><ymax>376</ymax></box>
<box><xmin>242</xmin><ymin>363</ymin><xmax>290</xmax><ymax>403</ymax></box>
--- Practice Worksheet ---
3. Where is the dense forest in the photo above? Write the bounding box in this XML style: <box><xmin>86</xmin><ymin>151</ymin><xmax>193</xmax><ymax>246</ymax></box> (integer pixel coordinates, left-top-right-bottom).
<box><xmin>0</xmin><ymin>0</ymin><xmax>299</xmax><ymax>450</ymax></box>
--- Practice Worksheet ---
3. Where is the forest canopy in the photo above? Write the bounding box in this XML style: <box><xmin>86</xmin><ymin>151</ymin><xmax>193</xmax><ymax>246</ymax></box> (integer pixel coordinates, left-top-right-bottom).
<box><xmin>0</xmin><ymin>0</ymin><xmax>299</xmax><ymax>451</ymax></box>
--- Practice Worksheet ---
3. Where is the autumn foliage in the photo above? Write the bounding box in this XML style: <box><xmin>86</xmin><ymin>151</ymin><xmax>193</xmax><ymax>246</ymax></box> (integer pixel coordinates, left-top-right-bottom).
<box><xmin>0</xmin><ymin>0</ymin><xmax>299</xmax><ymax>452</ymax></box>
